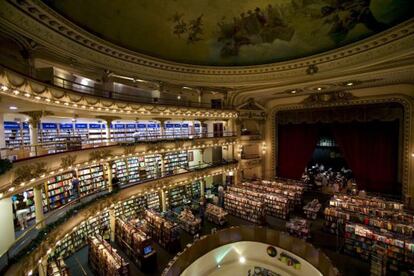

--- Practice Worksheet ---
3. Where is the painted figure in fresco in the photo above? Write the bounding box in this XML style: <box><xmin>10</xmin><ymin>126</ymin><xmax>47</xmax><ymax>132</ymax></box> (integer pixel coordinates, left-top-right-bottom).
<box><xmin>217</xmin><ymin>4</ymin><xmax>295</xmax><ymax>57</ymax></box>
<box><xmin>320</xmin><ymin>0</ymin><xmax>387</xmax><ymax>43</ymax></box>
<box><xmin>171</xmin><ymin>13</ymin><xmax>204</xmax><ymax>44</ymax></box>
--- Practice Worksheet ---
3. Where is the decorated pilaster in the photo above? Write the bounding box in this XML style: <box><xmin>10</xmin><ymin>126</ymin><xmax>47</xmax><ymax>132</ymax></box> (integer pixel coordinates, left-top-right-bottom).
<box><xmin>21</xmin><ymin>111</ymin><xmax>47</xmax><ymax>157</ymax></box>
<box><xmin>109</xmin><ymin>208</ymin><xmax>116</xmax><ymax>242</ymax></box>
<box><xmin>159</xmin><ymin>189</ymin><xmax>167</xmax><ymax>212</ymax></box>
<box><xmin>199</xmin><ymin>179</ymin><xmax>206</xmax><ymax>197</ymax></box>
<box><xmin>155</xmin><ymin>118</ymin><xmax>170</xmax><ymax>138</ymax></box>
<box><xmin>0</xmin><ymin>113</ymin><xmax>6</xmax><ymax>158</ymax></box>
<box><xmin>97</xmin><ymin>116</ymin><xmax>120</xmax><ymax>145</ymax></box>
<box><xmin>105</xmin><ymin>162</ymin><xmax>113</xmax><ymax>192</ymax></box>
<box><xmin>159</xmin><ymin>153</ymin><xmax>166</xmax><ymax>177</ymax></box>
<box><xmin>34</xmin><ymin>185</ymin><xmax>45</xmax><ymax>229</ymax></box>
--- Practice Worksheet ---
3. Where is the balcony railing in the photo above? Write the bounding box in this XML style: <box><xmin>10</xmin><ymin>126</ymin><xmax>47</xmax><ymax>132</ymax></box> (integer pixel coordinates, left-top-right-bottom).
<box><xmin>241</xmin><ymin>153</ymin><xmax>261</xmax><ymax>160</ymax></box>
<box><xmin>0</xmin><ymin>159</ymin><xmax>238</xmax><ymax>274</ymax></box>
<box><xmin>53</xmin><ymin>75</ymin><xmax>230</xmax><ymax>109</ymax></box>
<box><xmin>0</xmin><ymin>131</ymin><xmax>236</xmax><ymax>161</ymax></box>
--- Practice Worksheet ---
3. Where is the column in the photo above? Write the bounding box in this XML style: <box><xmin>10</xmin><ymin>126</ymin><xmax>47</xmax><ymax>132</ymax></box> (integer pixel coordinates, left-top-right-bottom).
<box><xmin>0</xmin><ymin>197</ymin><xmax>15</xmax><ymax>255</ymax></box>
<box><xmin>105</xmin><ymin>162</ymin><xmax>113</xmax><ymax>193</ymax></box>
<box><xmin>159</xmin><ymin>153</ymin><xmax>166</xmax><ymax>177</ymax></box>
<box><xmin>109</xmin><ymin>208</ymin><xmax>115</xmax><ymax>242</ymax></box>
<box><xmin>159</xmin><ymin>189</ymin><xmax>167</xmax><ymax>212</ymax></box>
<box><xmin>200</xmin><ymin>179</ymin><xmax>205</xmax><ymax>197</ymax></box>
<box><xmin>197</xmin><ymin>89</ymin><xmax>203</xmax><ymax>105</ymax></box>
<box><xmin>191</xmin><ymin>120</ymin><xmax>197</xmax><ymax>138</ymax></box>
<box><xmin>96</xmin><ymin>116</ymin><xmax>120</xmax><ymax>145</ymax></box>
<box><xmin>0</xmin><ymin>113</ymin><xmax>6</xmax><ymax>159</ymax></box>
<box><xmin>34</xmin><ymin>185</ymin><xmax>45</xmax><ymax>229</ymax></box>
<box><xmin>21</xmin><ymin>111</ymin><xmax>43</xmax><ymax>157</ymax></box>
<box><xmin>156</xmin><ymin>118</ymin><xmax>170</xmax><ymax>139</ymax></box>
<box><xmin>38</xmin><ymin>258</ymin><xmax>47</xmax><ymax>276</ymax></box>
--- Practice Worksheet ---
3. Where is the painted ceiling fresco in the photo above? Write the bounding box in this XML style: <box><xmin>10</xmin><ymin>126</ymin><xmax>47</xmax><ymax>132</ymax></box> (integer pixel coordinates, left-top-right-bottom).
<box><xmin>43</xmin><ymin>0</ymin><xmax>413</xmax><ymax>66</ymax></box>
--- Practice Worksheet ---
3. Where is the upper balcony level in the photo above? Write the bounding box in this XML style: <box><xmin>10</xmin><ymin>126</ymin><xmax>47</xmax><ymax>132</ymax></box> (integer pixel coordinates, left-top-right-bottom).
<box><xmin>0</xmin><ymin>65</ymin><xmax>238</xmax><ymax>121</ymax></box>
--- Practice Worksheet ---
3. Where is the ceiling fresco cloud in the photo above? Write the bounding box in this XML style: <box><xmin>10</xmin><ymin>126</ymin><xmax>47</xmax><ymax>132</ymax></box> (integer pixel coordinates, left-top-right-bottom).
<box><xmin>43</xmin><ymin>0</ymin><xmax>414</xmax><ymax>66</ymax></box>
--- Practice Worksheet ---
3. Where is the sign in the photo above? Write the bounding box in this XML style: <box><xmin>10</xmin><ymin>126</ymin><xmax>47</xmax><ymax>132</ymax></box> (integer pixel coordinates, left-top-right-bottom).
<box><xmin>75</xmin><ymin>123</ymin><xmax>88</xmax><ymax>129</ymax></box>
<box><xmin>59</xmin><ymin>123</ymin><xmax>73</xmax><ymax>129</ymax></box>
<box><xmin>4</xmin><ymin>121</ymin><xmax>20</xmax><ymax>130</ymax></box>
<box><xmin>89</xmin><ymin>123</ymin><xmax>101</xmax><ymax>129</ymax></box>
<box><xmin>42</xmin><ymin>123</ymin><xmax>57</xmax><ymax>129</ymax></box>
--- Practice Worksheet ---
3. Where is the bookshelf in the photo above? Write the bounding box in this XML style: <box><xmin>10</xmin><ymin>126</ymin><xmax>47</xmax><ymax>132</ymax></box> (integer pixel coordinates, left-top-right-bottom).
<box><xmin>115</xmin><ymin>218</ymin><xmax>156</xmax><ymax>270</ymax></box>
<box><xmin>47</xmin><ymin>258</ymin><xmax>69</xmax><ymax>276</ymax></box>
<box><xmin>77</xmin><ymin>165</ymin><xmax>107</xmax><ymax>196</ymax></box>
<box><xmin>4</xmin><ymin>121</ymin><xmax>30</xmax><ymax>147</ymax></box>
<box><xmin>228</xmin><ymin>186</ymin><xmax>290</xmax><ymax>219</ymax></box>
<box><xmin>146</xmin><ymin>192</ymin><xmax>161</xmax><ymax>211</ymax></box>
<box><xmin>45</xmin><ymin>172</ymin><xmax>73</xmax><ymax>211</ymax></box>
<box><xmin>88</xmin><ymin>235</ymin><xmax>129</xmax><ymax>276</ymax></box>
<box><xmin>112</xmin><ymin>159</ymin><xmax>128</xmax><ymax>185</ymax></box>
<box><xmin>164</xmin><ymin>151</ymin><xmax>188</xmax><ymax>175</ymax></box>
<box><xmin>52</xmin><ymin>211</ymin><xmax>110</xmax><ymax>258</ymax></box>
<box><xmin>224</xmin><ymin>192</ymin><xmax>265</xmax><ymax>224</ymax></box>
<box><xmin>142</xmin><ymin>210</ymin><xmax>180</xmax><ymax>252</ymax></box>
<box><xmin>114</xmin><ymin>196</ymin><xmax>146</xmax><ymax>219</ymax></box>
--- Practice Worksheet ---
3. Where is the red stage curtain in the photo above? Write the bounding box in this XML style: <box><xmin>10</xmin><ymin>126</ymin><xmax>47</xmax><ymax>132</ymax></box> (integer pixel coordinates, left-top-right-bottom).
<box><xmin>278</xmin><ymin>124</ymin><xmax>319</xmax><ymax>179</ymax></box>
<box><xmin>332</xmin><ymin>121</ymin><xmax>399</xmax><ymax>194</ymax></box>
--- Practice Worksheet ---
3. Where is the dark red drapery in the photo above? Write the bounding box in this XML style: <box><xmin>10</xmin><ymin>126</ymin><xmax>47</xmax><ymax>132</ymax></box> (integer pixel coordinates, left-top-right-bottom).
<box><xmin>277</xmin><ymin>124</ymin><xmax>319</xmax><ymax>180</ymax></box>
<box><xmin>332</xmin><ymin>121</ymin><xmax>399</xmax><ymax>195</ymax></box>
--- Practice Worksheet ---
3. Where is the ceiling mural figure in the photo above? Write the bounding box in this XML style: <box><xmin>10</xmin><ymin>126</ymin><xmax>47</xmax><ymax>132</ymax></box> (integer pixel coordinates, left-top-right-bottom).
<box><xmin>42</xmin><ymin>0</ymin><xmax>413</xmax><ymax>66</ymax></box>
<box><xmin>170</xmin><ymin>13</ymin><xmax>204</xmax><ymax>44</ymax></box>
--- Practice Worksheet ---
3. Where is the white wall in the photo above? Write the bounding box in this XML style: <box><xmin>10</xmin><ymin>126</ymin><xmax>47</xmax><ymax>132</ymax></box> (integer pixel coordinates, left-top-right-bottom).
<box><xmin>0</xmin><ymin>197</ymin><xmax>15</xmax><ymax>255</ymax></box>
<box><xmin>188</xmin><ymin>149</ymin><xmax>202</xmax><ymax>167</ymax></box>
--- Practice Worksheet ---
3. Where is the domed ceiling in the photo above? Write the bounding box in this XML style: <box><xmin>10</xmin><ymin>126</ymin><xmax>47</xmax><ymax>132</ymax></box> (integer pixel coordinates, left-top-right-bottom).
<box><xmin>43</xmin><ymin>0</ymin><xmax>413</xmax><ymax>66</ymax></box>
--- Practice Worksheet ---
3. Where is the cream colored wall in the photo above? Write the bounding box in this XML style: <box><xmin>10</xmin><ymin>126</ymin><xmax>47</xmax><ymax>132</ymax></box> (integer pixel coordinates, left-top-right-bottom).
<box><xmin>0</xmin><ymin>197</ymin><xmax>15</xmax><ymax>256</ymax></box>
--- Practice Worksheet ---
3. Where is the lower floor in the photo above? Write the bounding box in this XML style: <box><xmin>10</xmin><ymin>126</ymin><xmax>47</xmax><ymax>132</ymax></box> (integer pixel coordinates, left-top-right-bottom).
<box><xmin>65</xmin><ymin>191</ymin><xmax>369</xmax><ymax>276</ymax></box>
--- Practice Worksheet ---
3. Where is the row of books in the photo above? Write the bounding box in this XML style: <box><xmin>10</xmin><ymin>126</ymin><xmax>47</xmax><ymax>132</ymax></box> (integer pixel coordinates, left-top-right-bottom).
<box><xmin>177</xmin><ymin>208</ymin><xmax>201</xmax><ymax>234</ymax></box>
<box><xmin>227</xmin><ymin>186</ymin><xmax>290</xmax><ymax>219</ymax></box>
<box><xmin>224</xmin><ymin>192</ymin><xmax>265</xmax><ymax>224</ymax></box>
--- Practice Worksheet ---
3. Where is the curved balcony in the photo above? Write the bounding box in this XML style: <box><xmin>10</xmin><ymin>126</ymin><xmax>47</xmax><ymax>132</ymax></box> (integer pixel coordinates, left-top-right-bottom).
<box><xmin>0</xmin><ymin>136</ymin><xmax>237</xmax><ymax>196</ymax></box>
<box><xmin>0</xmin><ymin>66</ymin><xmax>237</xmax><ymax>119</ymax></box>
<box><xmin>1</xmin><ymin>160</ymin><xmax>238</xmax><ymax>276</ymax></box>
<box><xmin>162</xmin><ymin>226</ymin><xmax>339</xmax><ymax>276</ymax></box>
<box><xmin>0</xmin><ymin>131</ymin><xmax>236</xmax><ymax>161</ymax></box>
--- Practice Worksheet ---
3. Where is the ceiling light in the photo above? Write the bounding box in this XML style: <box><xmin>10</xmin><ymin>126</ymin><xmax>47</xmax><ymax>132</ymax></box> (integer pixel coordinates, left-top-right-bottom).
<box><xmin>1</xmin><ymin>85</ymin><xmax>8</xmax><ymax>91</ymax></box>
<box><xmin>177</xmin><ymin>95</ymin><xmax>181</xmax><ymax>100</ymax></box>
<box><xmin>35</xmin><ymin>96</ymin><xmax>41</xmax><ymax>100</ymax></box>
<box><xmin>9</xmin><ymin>106</ymin><xmax>18</xmax><ymax>110</ymax></box>
<box><xmin>24</xmin><ymin>93</ymin><xmax>31</xmax><ymax>97</ymax></box>
<box><xmin>13</xmin><ymin>90</ymin><xmax>19</xmax><ymax>95</ymax></box>
<box><xmin>291</xmin><ymin>90</ymin><xmax>297</xmax><ymax>94</ymax></box>
<box><xmin>317</xmin><ymin>87</ymin><xmax>322</xmax><ymax>91</ymax></box>
<box><xmin>239</xmin><ymin>256</ymin><xmax>246</xmax><ymax>264</ymax></box>
<box><xmin>45</xmin><ymin>98</ymin><xmax>51</xmax><ymax>102</ymax></box>
<box><xmin>347</xmin><ymin>82</ymin><xmax>353</xmax><ymax>86</ymax></box>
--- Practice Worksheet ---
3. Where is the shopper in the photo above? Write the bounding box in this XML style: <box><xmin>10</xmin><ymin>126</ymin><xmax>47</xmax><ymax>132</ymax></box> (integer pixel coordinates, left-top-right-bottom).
<box><xmin>199</xmin><ymin>196</ymin><xmax>206</xmax><ymax>225</ymax></box>
<box><xmin>112</xmin><ymin>175</ymin><xmax>120</xmax><ymax>192</ymax></box>
<box><xmin>218</xmin><ymin>185</ymin><xmax>224</xmax><ymax>207</ymax></box>
<box><xmin>14</xmin><ymin>195</ymin><xmax>29</xmax><ymax>231</ymax></box>
<box><xmin>71</xmin><ymin>175</ymin><xmax>80</xmax><ymax>200</ymax></box>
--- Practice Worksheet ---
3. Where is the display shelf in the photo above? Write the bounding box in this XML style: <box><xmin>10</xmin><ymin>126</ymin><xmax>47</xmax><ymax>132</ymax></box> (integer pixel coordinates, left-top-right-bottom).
<box><xmin>205</xmin><ymin>203</ymin><xmax>228</xmax><ymax>225</ymax></box>
<box><xmin>78</xmin><ymin>165</ymin><xmax>107</xmax><ymax>196</ymax></box>
<box><xmin>88</xmin><ymin>235</ymin><xmax>128</xmax><ymax>276</ymax></box>
<box><xmin>115</xmin><ymin>218</ymin><xmax>156</xmax><ymax>270</ymax></box>
<box><xmin>248</xmin><ymin>180</ymin><xmax>304</xmax><ymax>207</ymax></box>
<box><xmin>177</xmin><ymin>208</ymin><xmax>201</xmax><ymax>234</ymax></box>
<box><xmin>142</xmin><ymin>210</ymin><xmax>180</xmax><ymax>251</ymax></box>
<box><xmin>286</xmin><ymin>218</ymin><xmax>311</xmax><ymax>240</ymax></box>
<box><xmin>303</xmin><ymin>199</ymin><xmax>321</xmax><ymax>220</ymax></box>
<box><xmin>126</xmin><ymin>157</ymin><xmax>145</xmax><ymax>184</ymax></box>
<box><xmin>88</xmin><ymin>123</ymin><xmax>105</xmax><ymax>143</ymax></box>
<box><xmin>224</xmin><ymin>192</ymin><xmax>265</xmax><ymax>224</ymax></box>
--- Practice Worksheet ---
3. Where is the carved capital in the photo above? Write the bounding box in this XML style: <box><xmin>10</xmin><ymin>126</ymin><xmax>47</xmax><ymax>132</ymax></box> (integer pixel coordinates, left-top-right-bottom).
<box><xmin>20</xmin><ymin>110</ymin><xmax>53</xmax><ymax>127</ymax></box>
<box><xmin>96</xmin><ymin>116</ymin><xmax>121</xmax><ymax>123</ymax></box>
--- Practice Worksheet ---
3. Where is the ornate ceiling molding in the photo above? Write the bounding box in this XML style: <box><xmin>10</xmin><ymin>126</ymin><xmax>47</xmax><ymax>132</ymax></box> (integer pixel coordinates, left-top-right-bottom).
<box><xmin>1</xmin><ymin>0</ymin><xmax>413</xmax><ymax>86</ymax></box>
